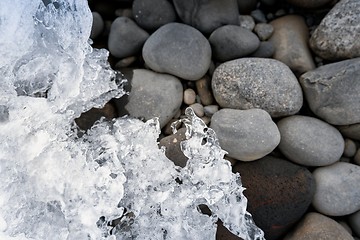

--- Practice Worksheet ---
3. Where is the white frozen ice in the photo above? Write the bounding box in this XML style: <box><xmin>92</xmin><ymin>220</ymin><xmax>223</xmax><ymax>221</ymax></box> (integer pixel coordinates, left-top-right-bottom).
<box><xmin>0</xmin><ymin>0</ymin><xmax>265</xmax><ymax>239</ymax></box>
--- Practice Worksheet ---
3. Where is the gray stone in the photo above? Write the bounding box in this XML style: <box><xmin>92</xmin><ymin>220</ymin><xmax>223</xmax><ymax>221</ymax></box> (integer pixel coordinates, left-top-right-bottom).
<box><xmin>277</xmin><ymin>115</ymin><xmax>344</xmax><ymax>166</ymax></box>
<box><xmin>212</xmin><ymin>58</ymin><xmax>303</xmax><ymax>117</ymax></box>
<box><xmin>254</xmin><ymin>23</ymin><xmax>274</xmax><ymax>41</ymax></box>
<box><xmin>209</xmin><ymin>25</ymin><xmax>260</xmax><ymax>62</ymax></box>
<box><xmin>108</xmin><ymin>17</ymin><xmax>149</xmax><ymax>59</ymax></box>
<box><xmin>204</xmin><ymin>105</ymin><xmax>219</xmax><ymax>117</ymax></box>
<box><xmin>284</xmin><ymin>212</ymin><xmax>354</xmax><ymax>240</ymax></box>
<box><xmin>159</xmin><ymin>128</ymin><xmax>188</xmax><ymax>167</ymax></box>
<box><xmin>312</xmin><ymin>162</ymin><xmax>360</xmax><ymax>216</ymax></box>
<box><xmin>183</xmin><ymin>88</ymin><xmax>196</xmax><ymax>105</ymax></box>
<box><xmin>300</xmin><ymin>58</ymin><xmax>360</xmax><ymax>125</ymax></box>
<box><xmin>250</xmin><ymin>41</ymin><xmax>275</xmax><ymax>58</ymax></box>
<box><xmin>309</xmin><ymin>0</ymin><xmax>360</xmax><ymax>60</ymax></box>
<box><xmin>339</xmin><ymin>123</ymin><xmax>360</xmax><ymax>141</ymax></box>
<box><xmin>239</xmin><ymin>15</ymin><xmax>255</xmax><ymax>31</ymax></box>
<box><xmin>172</xmin><ymin>0</ymin><xmax>239</xmax><ymax>34</ymax></box>
<box><xmin>132</xmin><ymin>0</ymin><xmax>176</xmax><ymax>31</ymax></box>
<box><xmin>114</xmin><ymin>69</ymin><xmax>183</xmax><ymax>128</ymax></box>
<box><xmin>251</xmin><ymin>9</ymin><xmax>267</xmax><ymax>23</ymax></box>
<box><xmin>349</xmin><ymin>210</ymin><xmax>360</xmax><ymax>237</ymax></box>
<box><xmin>285</xmin><ymin>0</ymin><xmax>332</xmax><ymax>8</ymax></box>
<box><xmin>142</xmin><ymin>23</ymin><xmax>212</xmax><ymax>80</ymax></box>
<box><xmin>189</xmin><ymin>103</ymin><xmax>204</xmax><ymax>117</ymax></box>
<box><xmin>269</xmin><ymin>15</ymin><xmax>315</xmax><ymax>75</ymax></box>
<box><xmin>90</xmin><ymin>12</ymin><xmax>104</xmax><ymax>39</ymax></box>
<box><xmin>343</xmin><ymin>139</ymin><xmax>357</xmax><ymax>158</ymax></box>
<box><xmin>210</xmin><ymin>108</ymin><xmax>280</xmax><ymax>161</ymax></box>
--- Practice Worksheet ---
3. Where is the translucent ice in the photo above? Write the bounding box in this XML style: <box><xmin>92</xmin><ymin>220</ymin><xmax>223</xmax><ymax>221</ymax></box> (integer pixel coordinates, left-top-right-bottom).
<box><xmin>0</xmin><ymin>0</ymin><xmax>265</xmax><ymax>239</ymax></box>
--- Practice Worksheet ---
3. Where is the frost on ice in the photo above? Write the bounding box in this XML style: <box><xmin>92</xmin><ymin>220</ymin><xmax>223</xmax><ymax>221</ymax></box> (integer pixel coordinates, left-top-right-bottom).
<box><xmin>0</xmin><ymin>0</ymin><xmax>265</xmax><ymax>239</ymax></box>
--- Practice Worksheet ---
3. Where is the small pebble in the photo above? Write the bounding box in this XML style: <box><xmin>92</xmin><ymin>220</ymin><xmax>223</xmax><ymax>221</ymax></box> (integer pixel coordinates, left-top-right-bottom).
<box><xmin>90</xmin><ymin>12</ymin><xmax>104</xmax><ymax>39</ymax></box>
<box><xmin>204</xmin><ymin>105</ymin><xmax>219</xmax><ymax>117</ymax></box>
<box><xmin>254</xmin><ymin>23</ymin><xmax>274</xmax><ymax>41</ymax></box>
<box><xmin>183</xmin><ymin>88</ymin><xmax>197</xmax><ymax>105</ymax></box>
<box><xmin>114</xmin><ymin>56</ymin><xmax>137</xmax><ymax>69</ymax></box>
<box><xmin>200</xmin><ymin>116</ymin><xmax>210</xmax><ymax>125</ymax></box>
<box><xmin>239</xmin><ymin>15</ymin><xmax>256</xmax><ymax>31</ymax></box>
<box><xmin>251</xmin><ymin>9</ymin><xmax>267</xmax><ymax>23</ymax></box>
<box><xmin>189</xmin><ymin>103</ymin><xmax>204</xmax><ymax>117</ymax></box>
<box><xmin>195</xmin><ymin>76</ymin><xmax>214</xmax><ymax>106</ymax></box>
<box><xmin>343</xmin><ymin>138</ymin><xmax>357</xmax><ymax>157</ymax></box>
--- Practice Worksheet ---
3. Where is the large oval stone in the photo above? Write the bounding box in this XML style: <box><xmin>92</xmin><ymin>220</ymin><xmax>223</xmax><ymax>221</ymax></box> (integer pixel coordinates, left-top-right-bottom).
<box><xmin>114</xmin><ymin>69</ymin><xmax>183</xmax><ymax>128</ymax></box>
<box><xmin>212</xmin><ymin>58</ymin><xmax>303</xmax><ymax>117</ymax></box>
<box><xmin>312</xmin><ymin>162</ymin><xmax>360</xmax><ymax>216</ymax></box>
<box><xmin>300</xmin><ymin>58</ymin><xmax>360</xmax><ymax>125</ymax></box>
<box><xmin>143</xmin><ymin>23</ymin><xmax>211</xmax><ymax>80</ymax></box>
<box><xmin>233</xmin><ymin>156</ymin><xmax>315</xmax><ymax>240</ymax></box>
<box><xmin>277</xmin><ymin>115</ymin><xmax>344</xmax><ymax>166</ymax></box>
<box><xmin>284</xmin><ymin>212</ymin><xmax>354</xmax><ymax>240</ymax></box>
<box><xmin>210</xmin><ymin>108</ymin><xmax>280</xmax><ymax>161</ymax></box>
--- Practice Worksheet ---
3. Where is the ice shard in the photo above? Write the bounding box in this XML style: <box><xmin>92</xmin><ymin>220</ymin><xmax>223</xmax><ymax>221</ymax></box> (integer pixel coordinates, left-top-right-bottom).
<box><xmin>0</xmin><ymin>0</ymin><xmax>265</xmax><ymax>239</ymax></box>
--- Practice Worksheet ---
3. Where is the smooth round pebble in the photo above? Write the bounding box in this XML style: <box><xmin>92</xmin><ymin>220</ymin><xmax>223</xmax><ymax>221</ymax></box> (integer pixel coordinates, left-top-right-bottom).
<box><xmin>209</xmin><ymin>25</ymin><xmax>260</xmax><ymax>62</ymax></box>
<box><xmin>254</xmin><ymin>23</ymin><xmax>274</xmax><ymax>41</ymax></box>
<box><xmin>349</xmin><ymin>210</ymin><xmax>360</xmax><ymax>237</ymax></box>
<box><xmin>312</xmin><ymin>162</ymin><xmax>360</xmax><ymax>216</ymax></box>
<box><xmin>113</xmin><ymin>69</ymin><xmax>183</xmax><ymax>128</ymax></box>
<box><xmin>172</xmin><ymin>0</ymin><xmax>239</xmax><ymax>34</ymax></box>
<box><xmin>251</xmin><ymin>9</ymin><xmax>267</xmax><ymax>23</ymax></box>
<box><xmin>212</xmin><ymin>58</ymin><xmax>303</xmax><ymax>117</ymax></box>
<box><xmin>143</xmin><ymin>23</ymin><xmax>211</xmax><ymax>80</ymax></box>
<box><xmin>239</xmin><ymin>15</ymin><xmax>255</xmax><ymax>31</ymax></box>
<box><xmin>132</xmin><ymin>0</ymin><xmax>176</xmax><ymax>31</ymax></box>
<box><xmin>250</xmin><ymin>41</ymin><xmax>275</xmax><ymax>58</ymax></box>
<box><xmin>108</xmin><ymin>17</ymin><xmax>149</xmax><ymax>58</ymax></box>
<box><xmin>339</xmin><ymin>123</ymin><xmax>360</xmax><ymax>141</ymax></box>
<box><xmin>284</xmin><ymin>212</ymin><xmax>354</xmax><ymax>240</ymax></box>
<box><xmin>343</xmin><ymin>138</ymin><xmax>357</xmax><ymax>158</ymax></box>
<box><xmin>234</xmin><ymin>156</ymin><xmax>315</xmax><ymax>240</ymax></box>
<box><xmin>189</xmin><ymin>103</ymin><xmax>204</xmax><ymax>118</ymax></box>
<box><xmin>183</xmin><ymin>89</ymin><xmax>196</xmax><ymax>105</ymax></box>
<box><xmin>210</xmin><ymin>108</ymin><xmax>280</xmax><ymax>161</ymax></box>
<box><xmin>277</xmin><ymin>115</ymin><xmax>344</xmax><ymax>166</ymax></box>
<box><xmin>90</xmin><ymin>12</ymin><xmax>104</xmax><ymax>39</ymax></box>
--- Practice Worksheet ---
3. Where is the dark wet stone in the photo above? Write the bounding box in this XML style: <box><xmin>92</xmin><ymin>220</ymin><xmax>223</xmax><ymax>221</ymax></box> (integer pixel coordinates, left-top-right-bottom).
<box><xmin>233</xmin><ymin>156</ymin><xmax>315</xmax><ymax>240</ymax></box>
<box><xmin>159</xmin><ymin>128</ymin><xmax>188</xmax><ymax>167</ymax></box>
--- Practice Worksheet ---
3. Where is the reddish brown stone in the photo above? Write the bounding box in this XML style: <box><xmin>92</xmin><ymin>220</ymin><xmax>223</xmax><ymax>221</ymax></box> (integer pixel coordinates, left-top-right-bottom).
<box><xmin>233</xmin><ymin>156</ymin><xmax>315</xmax><ymax>240</ymax></box>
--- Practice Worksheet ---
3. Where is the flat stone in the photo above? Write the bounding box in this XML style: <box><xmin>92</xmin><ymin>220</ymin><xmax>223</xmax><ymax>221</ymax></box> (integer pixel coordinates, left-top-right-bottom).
<box><xmin>209</xmin><ymin>25</ymin><xmax>260</xmax><ymax>62</ymax></box>
<box><xmin>108</xmin><ymin>17</ymin><xmax>149</xmax><ymax>59</ymax></box>
<box><xmin>172</xmin><ymin>0</ymin><xmax>239</xmax><ymax>34</ymax></box>
<box><xmin>114</xmin><ymin>69</ymin><xmax>183</xmax><ymax>128</ymax></box>
<box><xmin>312</xmin><ymin>162</ymin><xmax>360</xmax><ymax>216</ymax></box>
<box><xmin>132</xmin><ymin>0</ymin><xmax>176</xmax><ymax>31</ymax></box>
<box><xmin>210</xmin><ymin>108</ymin><xmax>280</xmax><ymax>161</ymax></box>
<box><xmin>270</xmin><ymin>15</ymin><xmax>315</xmax><ymax>75</ymax></box>
<box><xmin>300</xmin><ymin>58</ymin><xmax>360</xmax><ymax>125</ymax></box>
<box><xmin>233</xmin><ymin>156</ymin><xmax>315</xmax><ymax>240</ymax></box>
<box><xmin>143</xmin><ymin>23</ymin><xmax>212</xmax><ymax>80</ymax></box>
<box><xmin>277</xmin><ymin>115</ymin><xmax>344</xmax><ymax>166</ymax></box>
<box><xmin>212</xmin><ymin>58</ymin><xmax>303</xmax><ymax>117</ymax></box>
<box><xmin>309</xmin><ymin>0</ymin><xmax>360</xmax><ymax>60</ymax></box>
<box><xmin>284</xmin><ymin>212</ymin><xmax>354</xmax><ymax>240</ymax></box>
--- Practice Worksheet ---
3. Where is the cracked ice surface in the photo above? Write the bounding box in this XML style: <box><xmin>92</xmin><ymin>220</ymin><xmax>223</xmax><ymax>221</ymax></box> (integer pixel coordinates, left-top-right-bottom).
<box><xmin>0</xmin><ymin>0</ymin><xmax>265</xmax><ymax>239</ymax></box>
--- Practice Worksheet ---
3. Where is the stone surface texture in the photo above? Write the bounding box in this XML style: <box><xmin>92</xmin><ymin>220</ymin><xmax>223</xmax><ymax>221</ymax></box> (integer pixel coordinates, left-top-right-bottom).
<box><xmin>300</xmin><ymin>58</ymin><xmax>360</xmax><ymax>125</ymax></box>
<box><xmin>309</xmin><ymin>0</ymin><xmax>360</xmax><ymax>60</ymax></box>
<box><xmin>212</xmin><ymin>58</ymin><xmax>303</xmax><ymax>117</ymax></box>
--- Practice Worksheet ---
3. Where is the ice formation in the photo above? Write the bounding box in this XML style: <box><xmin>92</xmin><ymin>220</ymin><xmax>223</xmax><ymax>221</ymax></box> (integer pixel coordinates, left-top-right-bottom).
<box><xmin>0</xmin><ymin>0</ymin><xmax>265</xmax><ymax>239</ymax></box>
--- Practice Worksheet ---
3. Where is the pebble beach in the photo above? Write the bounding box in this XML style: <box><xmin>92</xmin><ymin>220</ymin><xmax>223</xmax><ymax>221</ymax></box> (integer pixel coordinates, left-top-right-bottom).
<box><xmin>80</xmin><ymin>0</ymin><xmax>360</xmax><ymax>239</ymax></box>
